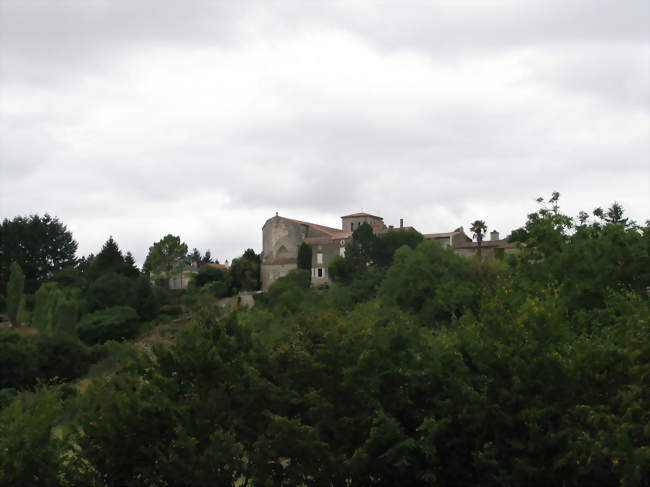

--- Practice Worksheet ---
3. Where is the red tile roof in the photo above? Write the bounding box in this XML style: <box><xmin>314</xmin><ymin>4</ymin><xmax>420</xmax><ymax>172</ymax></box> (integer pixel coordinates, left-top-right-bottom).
<box><xmin>341</xmin><ymin>212</ymin><xmax>383</xmax><ymax>219</ymax></box>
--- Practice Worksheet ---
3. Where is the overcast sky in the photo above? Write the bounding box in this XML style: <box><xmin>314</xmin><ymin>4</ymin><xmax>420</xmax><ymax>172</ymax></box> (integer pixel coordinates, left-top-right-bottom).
<box><xmin>1</xmin><ymin>0</ymin><xmax>648</xmax><ymax>265</ymax></box>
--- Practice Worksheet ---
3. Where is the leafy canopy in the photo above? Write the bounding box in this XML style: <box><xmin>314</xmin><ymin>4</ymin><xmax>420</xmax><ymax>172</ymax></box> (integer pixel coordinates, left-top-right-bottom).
<box><xmin>0</xmin><ymin>214</ymin><xmax>78</xmax><ymax>293</ymax></box>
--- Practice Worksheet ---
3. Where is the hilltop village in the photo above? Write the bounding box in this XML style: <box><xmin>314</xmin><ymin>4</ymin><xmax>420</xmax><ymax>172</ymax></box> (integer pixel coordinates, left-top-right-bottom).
<box><xmin>261</xmin><ymin>212</ymin><xmax>516</xmax><ymax>289</ymax></box>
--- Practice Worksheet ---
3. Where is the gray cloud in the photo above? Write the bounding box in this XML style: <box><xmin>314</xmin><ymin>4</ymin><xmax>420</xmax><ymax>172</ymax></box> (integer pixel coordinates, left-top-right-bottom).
<box><xmin>1</xmin><ymin>0</ymin><xmax>648</xmax><ymax>264</ymax></box>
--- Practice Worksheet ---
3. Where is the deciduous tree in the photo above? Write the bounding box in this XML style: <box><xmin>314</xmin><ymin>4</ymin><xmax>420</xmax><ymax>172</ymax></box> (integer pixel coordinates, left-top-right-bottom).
<box><xmin>143</xmin><ymin>234</ymin><xmax>189</xmax><ymax>285</ymax></box>
<box><xmin>6</xmin><ymin>262</ymin><xmax>25</xmax><ymax>325</ymax></box>
<box><xmin>0</xmin><ymin>214</ymin><xmax>78</xmax><ymax>293</ymax></box>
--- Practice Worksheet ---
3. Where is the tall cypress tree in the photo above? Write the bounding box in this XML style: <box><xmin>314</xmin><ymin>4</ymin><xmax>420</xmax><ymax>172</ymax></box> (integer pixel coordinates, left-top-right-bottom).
<box><xmin>297</xmin><ymin>243</ymin><xmax>312</xmax><ymax>270</ymax></box>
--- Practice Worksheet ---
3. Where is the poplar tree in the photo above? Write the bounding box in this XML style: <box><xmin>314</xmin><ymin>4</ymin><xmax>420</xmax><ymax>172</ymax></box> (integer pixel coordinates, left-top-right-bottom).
<box><xmin>6</xmin><ymin>262</ymin><xmax>25</xmax><ymax>325</ymax></box>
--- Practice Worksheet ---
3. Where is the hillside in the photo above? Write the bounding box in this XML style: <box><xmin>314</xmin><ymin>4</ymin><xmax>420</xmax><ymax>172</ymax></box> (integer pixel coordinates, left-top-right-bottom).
<box><xmin>1</xmin><ymin>198</ymin><xmax>648</xmax><ymax>486</ymax></box>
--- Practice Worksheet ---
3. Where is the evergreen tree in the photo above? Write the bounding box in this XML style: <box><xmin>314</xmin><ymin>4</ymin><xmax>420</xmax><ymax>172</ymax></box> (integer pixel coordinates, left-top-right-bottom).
<box><xmin>123</xmin><ymin>252</ymin><xmax>140</xmax><ymax>278</ymax></box>
<box><xmin>297</xmin><ymin>243</ymin><xmax>312</xmax><ymax>270</ymax></box>
<box><xmin>91</xmin><ymin>237</ymin><xmax>124</xmax><ymax>277</ymax></box>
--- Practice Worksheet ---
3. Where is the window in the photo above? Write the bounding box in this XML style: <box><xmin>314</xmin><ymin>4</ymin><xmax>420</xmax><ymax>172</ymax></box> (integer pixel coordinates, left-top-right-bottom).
<box><xmin>350</xmin><ymin>222</ymin><xmax>354</xmax><ymax>231</ymax></box>
<box><xmin>317</xmin><ymin>268</ymin><xmax>323</xmax><ymax>277</ymax></box>
<box><xmin>317</xmin><ymin>252</ymin><xmax>323</xmax><ymax>264</ymax></box>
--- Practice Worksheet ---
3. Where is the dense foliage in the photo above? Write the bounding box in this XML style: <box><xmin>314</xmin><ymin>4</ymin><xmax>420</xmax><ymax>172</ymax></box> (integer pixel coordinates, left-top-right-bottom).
<box><xmin>0</xmin><ymin>214</ymin><xmax>78</xmax><ymax>293</ymax></box>
<box><xmin>0</xmin><ymin>196</ymin><xmax>648</xmax><ymax>486</ymax></box>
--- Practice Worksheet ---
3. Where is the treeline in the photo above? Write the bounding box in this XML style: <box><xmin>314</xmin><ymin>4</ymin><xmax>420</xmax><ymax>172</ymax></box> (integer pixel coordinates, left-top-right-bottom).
<box><xmin>1</xmin><ymin>195</ymin><xmax>648</xmax><ymax>486</ymax></box>
<box><xmin>1</xmin><ymin>216</ymin><xmax>261</xmax><ymax>393</ymax></box>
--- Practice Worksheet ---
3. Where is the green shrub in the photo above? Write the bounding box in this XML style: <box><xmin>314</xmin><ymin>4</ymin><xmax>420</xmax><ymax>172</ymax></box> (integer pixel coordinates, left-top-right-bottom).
<box><xmin>77</xmin><ymin>306</ymin><xmax>140</xmax><ymax>345</ymax></box>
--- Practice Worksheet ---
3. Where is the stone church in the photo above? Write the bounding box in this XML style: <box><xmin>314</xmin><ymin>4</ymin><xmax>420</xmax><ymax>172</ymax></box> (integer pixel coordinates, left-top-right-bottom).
<box><xmin>260</xmin><ymin>212</ymin><xmax>515</xmax><ymax>290</ymax></box>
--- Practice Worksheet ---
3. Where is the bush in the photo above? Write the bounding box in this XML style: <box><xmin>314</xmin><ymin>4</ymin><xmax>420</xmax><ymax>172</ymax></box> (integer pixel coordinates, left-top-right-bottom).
<box><xmin>77</xmin><ymin>306</ymin><xmax>140</xmax><ymax>345</ymax></box>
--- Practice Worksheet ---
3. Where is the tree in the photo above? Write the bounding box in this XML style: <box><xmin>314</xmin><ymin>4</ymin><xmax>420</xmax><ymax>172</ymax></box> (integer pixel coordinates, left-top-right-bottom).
<box><xmin>510</xmin><ymin>192</ymin><xmax>573</xmax><ymax>260</ymax></box>
<box><xmin>0</xmin><ymin>387</ymin><xmax>79</xmax><ymax>485</ymax></box>
<box><xmin>373</xmin><ymin>228</ymin><xmax>423</xmax><ymax>267</ymax></box>
<box><xmin>192</xmin><ymin>265</ymin><xmax>227</xmax><ymax>288</ymax></box>
<box><xmin>345</xmin><ymin>222</ymin><xmax>378</xmax><ymax>271</ymax></box>
<box><xmin>202</xmin><ymin>250</ymin><xmax>215</xmax><ymax>264</ymax></box>
<box><xmin>0</xmin><ymin>214</ymin><xmax>78</xmax><ymax>293</ymax></box>
<box><xmin>297</xmin><ymin>243</ymin><xmax>312</xmax><ymax>270</ymax></box>
<box><xmin>143</xmin><ymin>234</ymin><xmax>188</xmax><ymax>285</ymax></box>
<box><xmin>32</xmin><ymin>283</ymin><xmax>63</xmax><ymax>331</ymax></box>
<box><xmin>87</xmin><ymin>272</ymin><xmax>133</xmax><ymax>311</ymax></box>
<box><xmin>89</xmin><ymin>237</ymin><xmax>139</xmax><ymax>279</ymax></box>
<box><xmin>123</xmin><ymin>252</ymin><xmax>140</xmax><ymax>278</ymax></box>
<box><xmin>190</xmin><ymin>248</ymin><xmax>202</xmax><ymax>264</ymax></box>
<box><xmin>230</xmin><ymin>249</ymin><xmax>261</xmax><ymax>292</ymax></box>
<box><xmin>604</xmin><ymin>201</ymin><xmax>629</xmax><ymax>226</ymax></box>
<box><xmin>6</xmin><ymin>262</ymin><xmax>25</xmax><ymax>325</ymax></box>
<box><xmin>470</xmin><ymin>220</ymin><xmax>488</xmax><ymax>258</ymax></box>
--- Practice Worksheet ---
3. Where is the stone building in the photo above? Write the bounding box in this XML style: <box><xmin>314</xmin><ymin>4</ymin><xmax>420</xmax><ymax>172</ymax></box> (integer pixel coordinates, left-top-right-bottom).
<box><xmin>260</xmin><ymin>212</ymin><xmax>515</xmax><ymax>290</ymax></box>
<box><xmin>452</xmin><ymin>230</ymin><xmax>518</xmax><ymax>259</ymax></box>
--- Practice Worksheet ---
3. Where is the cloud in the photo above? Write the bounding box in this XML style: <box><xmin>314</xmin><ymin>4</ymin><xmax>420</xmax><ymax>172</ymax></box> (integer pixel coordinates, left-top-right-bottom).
<box><xmin>1</xmin><ymin>0</ymin><xmax>648</xmax><ymax>264</ymax></box>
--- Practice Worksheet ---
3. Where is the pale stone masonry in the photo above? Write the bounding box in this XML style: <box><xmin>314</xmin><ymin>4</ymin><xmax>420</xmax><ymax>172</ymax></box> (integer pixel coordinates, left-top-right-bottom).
<box><xmin>260</xmin><ymin>212</ymin><xmax>515</xmax><ymax>290</ymax></box>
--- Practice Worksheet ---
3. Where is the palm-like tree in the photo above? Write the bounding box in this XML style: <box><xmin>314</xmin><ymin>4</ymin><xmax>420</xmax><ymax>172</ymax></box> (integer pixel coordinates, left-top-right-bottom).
<box><xmin>470</xmin><ymin>220</ymin><xmax>488</xmax><ymax>258</ymax></box>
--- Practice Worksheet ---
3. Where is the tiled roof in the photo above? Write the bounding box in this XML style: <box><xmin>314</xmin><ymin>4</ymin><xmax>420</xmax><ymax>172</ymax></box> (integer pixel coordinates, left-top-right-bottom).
<box><xmin>283</xmin><ymin>217</ymin><xmax>341</xmax><ymax>236</ymax></box>
<box><xmin>341</xmin><ymin>212</ymin><xmax>383</xmax><ymax>219</ymax></box>
<box><xmin>204</xmin><ymin>263</ymin><xmax>228</xmax><ymax>269</ymax></box>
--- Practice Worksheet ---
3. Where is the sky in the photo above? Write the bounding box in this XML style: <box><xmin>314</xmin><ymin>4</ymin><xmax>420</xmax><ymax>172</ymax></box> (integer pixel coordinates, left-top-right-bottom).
<box><xmin>1</xmin><ymin>0</ymin><xmax>648</xmax><ymax>265</ymax></box>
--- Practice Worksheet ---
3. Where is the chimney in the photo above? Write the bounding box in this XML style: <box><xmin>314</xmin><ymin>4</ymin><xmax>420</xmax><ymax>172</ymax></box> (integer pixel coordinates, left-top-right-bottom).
<box><xmin>491</xmin><ymin>230</ymin><xmax>499</xmax><ymax>241</ymax></box>
<box><xmin>400</xmin><ymin>218</ymin><xmax>404</xmax><ymax>228</ymax></box>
